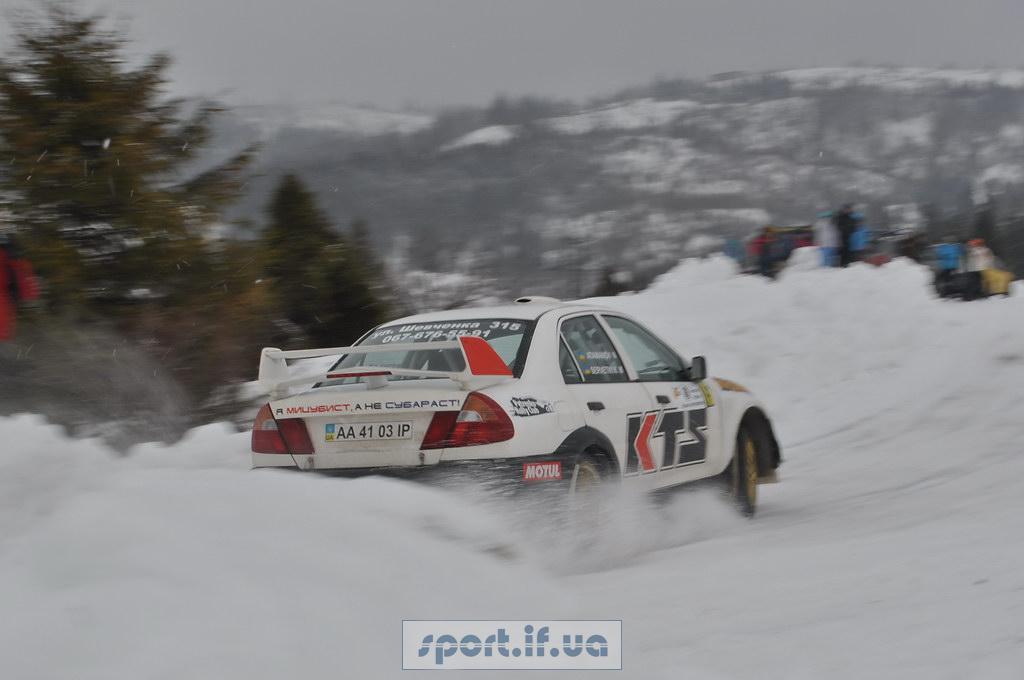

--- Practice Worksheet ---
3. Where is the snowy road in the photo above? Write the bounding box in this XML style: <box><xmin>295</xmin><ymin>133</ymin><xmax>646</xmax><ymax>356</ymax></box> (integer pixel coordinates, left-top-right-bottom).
<box><xmin>3</xmin><ymin>256</ymin><xmax>1023</xmax><ymax>679</ymax></box>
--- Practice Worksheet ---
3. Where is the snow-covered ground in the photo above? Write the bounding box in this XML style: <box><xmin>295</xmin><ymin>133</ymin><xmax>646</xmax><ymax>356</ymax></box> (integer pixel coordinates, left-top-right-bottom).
<box><xmin>3</xmin><ymin>256</ymin><xmax>1024</xmax><ymax>679</ymax></box>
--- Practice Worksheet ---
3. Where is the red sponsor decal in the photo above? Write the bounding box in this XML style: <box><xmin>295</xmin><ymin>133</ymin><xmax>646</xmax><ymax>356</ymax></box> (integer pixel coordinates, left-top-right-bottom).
<box><xmin>459</xmin><ymin>335</ymin><xmax>514</xmax><ymax>377</ymax></box>
<box><xmin>282</xmin><ymin>403</ymin><xmax>352</xmax><ymax>415</ymax></box>
<box><xmin>522</xmin><ymin>461</ymin><xmax>563</xmax><ymax>482</ymax></box>
<box><xmin>634</xmin><ymin>412</ymin><xmax>659</xmax><ymax>472</ymax></box>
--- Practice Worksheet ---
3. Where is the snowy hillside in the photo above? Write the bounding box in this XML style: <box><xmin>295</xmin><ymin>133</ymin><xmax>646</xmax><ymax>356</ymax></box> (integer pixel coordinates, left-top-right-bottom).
<box><xmin>225</xmin><ymin>66</ymin><xmax>1024</xmax><ymax>303</ymax></box>
<box><xmin>773</xmin><ymin>66</ymin><xmax>1024</xmax><ymax>91</ymax></box>
<box><xmin>232</xmin><ymin>101</ymin><xmax>434</xmax><ymax>138</ymax></box>
<box><xmin>3</xmin><ymin>256</ymin><xmax>1024</xmax><ymax>679</ymax></box>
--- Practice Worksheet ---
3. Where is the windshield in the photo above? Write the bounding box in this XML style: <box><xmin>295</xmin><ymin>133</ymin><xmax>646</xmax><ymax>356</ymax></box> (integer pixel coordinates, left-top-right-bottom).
<box><xmin>321</xmin><ymin>318</ymin><xmax>534</xmax><ymax>386</ymax></box>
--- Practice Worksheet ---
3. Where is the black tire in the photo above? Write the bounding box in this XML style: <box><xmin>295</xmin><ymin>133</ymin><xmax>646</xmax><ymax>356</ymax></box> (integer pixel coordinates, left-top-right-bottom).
<box><xmin>731</xmin><ymin>428</ymin><xmax>759</xmax><ymax>517</ymax></box>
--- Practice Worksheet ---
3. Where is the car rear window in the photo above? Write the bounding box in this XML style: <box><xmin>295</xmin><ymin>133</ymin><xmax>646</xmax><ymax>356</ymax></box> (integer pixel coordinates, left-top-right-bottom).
<box><xmin>322</xmin><ymin>318</ymin><xmax>535</xmax><ymax>385</ymax></box>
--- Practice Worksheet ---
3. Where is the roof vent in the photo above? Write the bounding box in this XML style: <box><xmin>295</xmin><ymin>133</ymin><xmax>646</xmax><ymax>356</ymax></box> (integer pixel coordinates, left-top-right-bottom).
<box><xmin>514</xmin><ymin>296</ymin><xmax>561</xmax><ymax>304</ymax></box>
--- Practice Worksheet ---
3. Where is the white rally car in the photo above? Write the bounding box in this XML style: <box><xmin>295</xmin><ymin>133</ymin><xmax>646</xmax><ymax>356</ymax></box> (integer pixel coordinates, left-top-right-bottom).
<box><xmin>251</xmin><ymin>297</ymin><xmax>781</xmax><ymax>514</ymax></box>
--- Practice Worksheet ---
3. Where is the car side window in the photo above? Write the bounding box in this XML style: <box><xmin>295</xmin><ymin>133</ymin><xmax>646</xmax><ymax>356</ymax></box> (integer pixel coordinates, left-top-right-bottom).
<box><xmin>560</xmin><ymin>315</ymin><xmax>628</xmax><ymax>383</ymax></box>
<box><xmin>603</xmin><ymin>315</ymin><xmax>685</xmax><ymax>382</ymax></box>
<box><xmin>559</xmin><ymin>340</ymin><xmax>583</xmax><ymax>384</ymax></box>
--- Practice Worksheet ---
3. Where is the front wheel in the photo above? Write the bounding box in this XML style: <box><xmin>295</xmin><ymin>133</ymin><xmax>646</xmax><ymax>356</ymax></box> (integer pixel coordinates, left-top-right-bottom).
<box><xmin>731</xmin><ymin>429</ymin><xmax>759</xmax><ymax>517</ymax></box>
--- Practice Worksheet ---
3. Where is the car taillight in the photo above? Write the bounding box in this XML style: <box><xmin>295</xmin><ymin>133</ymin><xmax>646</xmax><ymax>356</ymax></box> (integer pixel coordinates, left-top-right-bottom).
<box><xmin>420</xmin><ymin>411</ymin><xmax>459</xmax><ymax>450</ymax></box>
<box><xmin>279</xmin><ymin>418</ymin><xmax>314</xmax><ymax>454</ymax></box>
<box><xmin>420</xmin><ymin>392</ymin><xmax>514</xmax><ymax>449</ymax></box>
<box><xmin>251</xmin><ymin>403</ymin><xmax>314</xmax><ymax>455</ymax></box>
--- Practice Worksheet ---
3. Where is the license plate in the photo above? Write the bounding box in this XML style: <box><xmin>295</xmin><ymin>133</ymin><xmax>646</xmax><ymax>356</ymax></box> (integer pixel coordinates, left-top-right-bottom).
<box><xmin>325</xmin><ymin>422</ymin><xmax>413</xmax><ymax>442</ymax></box>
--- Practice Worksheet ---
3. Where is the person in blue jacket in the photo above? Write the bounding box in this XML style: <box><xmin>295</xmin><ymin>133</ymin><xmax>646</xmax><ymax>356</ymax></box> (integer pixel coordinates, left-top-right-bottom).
<box><xmin>850</xmin><ymin>213</ymin><xmax>871</xmax><ymax>261</ymax></box>
<box><xmin>933</xmin><ymin>235</ymin><xmax>963</xmax><ymax>297</ymax></box>
<box><xmin>723</xmin><ymin>237</ymin><xmax>745</xmax><ymax>267</ymax></box>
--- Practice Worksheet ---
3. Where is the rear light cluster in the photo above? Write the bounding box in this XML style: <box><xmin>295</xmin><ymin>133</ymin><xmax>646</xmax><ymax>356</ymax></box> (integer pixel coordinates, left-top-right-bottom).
<box><xmin>251</xmin><ymin>403</ymin><xmax>314</xmax><ymax>455</ymax></box>
<box><xmin>420</xmin><ymin>392</ymin><xmax>514</xmax><ymax>449</ymax></box>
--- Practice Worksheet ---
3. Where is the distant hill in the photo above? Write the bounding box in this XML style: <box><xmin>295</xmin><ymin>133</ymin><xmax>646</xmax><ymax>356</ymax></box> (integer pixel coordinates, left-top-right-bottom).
<box><xmin>213</xmin><ymin>67</ymin><xmax>1024</xmax><ymax>304</ymax></box>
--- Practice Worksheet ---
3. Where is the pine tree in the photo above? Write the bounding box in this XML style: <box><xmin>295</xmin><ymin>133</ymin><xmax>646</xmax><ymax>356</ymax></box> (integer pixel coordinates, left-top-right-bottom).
<box><xmin>0</xmin><ymin>3</ymin><xmax>253</xmax><ymax>308</ymax></box>
<box><xmin>262</xmin><ymin>175</ymin><xmax>388</xmax><ymax>346</ymax></box>
<box><xmin>309</xmin><ymin>244</ymin><xmax>390</xmax><ymax>346</ymax></box>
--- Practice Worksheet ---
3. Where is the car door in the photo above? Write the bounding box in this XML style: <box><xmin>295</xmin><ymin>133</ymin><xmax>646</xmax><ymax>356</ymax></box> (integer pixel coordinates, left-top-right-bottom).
<box><xmin>600</xmin><ymin>314</ymin><xmax>719</xmax><ymax>488</ymax></box>
<box><xmin>558</xmin><ymin>314</ymin><xmax>655</xmax><ymax>482</ymax></box>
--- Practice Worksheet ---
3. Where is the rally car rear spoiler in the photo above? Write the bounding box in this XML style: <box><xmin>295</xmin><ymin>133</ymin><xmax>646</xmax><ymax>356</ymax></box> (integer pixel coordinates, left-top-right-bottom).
<box><xmin>257</xmin><ymin>336</ymin><xmax>513</xmax><ymax>398</ymax></box>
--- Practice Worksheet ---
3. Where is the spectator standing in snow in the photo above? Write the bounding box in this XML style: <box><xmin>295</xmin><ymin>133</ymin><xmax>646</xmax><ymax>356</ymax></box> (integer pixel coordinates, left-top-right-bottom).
<box><xmin>964</xmin><ymin>238</ymin><xmax>995</xmax><ymax>300</ymax></box>
<box><xmin>750</xmin><ymin>227</ymin><xmax>779</xmax><ymax>279</ymax></box>
<box><xmin>0</xmin><ymin>231</ymin><xmax>40</xmax><ymax>342</ymax></box>
<box><xmin>832</xmin><ymin>204</ymin><xmax>858</xmax><ymax>267</ymax></box>
<box><xmin>813</xmin><ymin>210</ymin><xmax>839</xmax><ymax>267</ymax></box>
<box><xmin>932</xmin><ymin>235</ymin><xmax>963</xmax><ymax>297</ymax></box>
<box><xmin>850</xmin><ymin>217</ymin><xmax>872</xmax><ymax>263</ymax></box>
<box><xmin>748</xmin><ymin>229</ymin><xmax>766</xmax><ymax>271</ymax></box>
<box><xmin>724</xmin><ymin>237</ymin><xmax>744</xmax><ymax>267</ymax></box>
<box><xmin>967</xmin><ymin>238</ymin><xmax>995</xmax><ymax>271</ymax></box>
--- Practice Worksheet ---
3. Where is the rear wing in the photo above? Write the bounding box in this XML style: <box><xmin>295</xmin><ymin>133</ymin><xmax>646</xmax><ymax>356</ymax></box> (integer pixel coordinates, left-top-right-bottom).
<box><xmin>257</xmin><ymin>336</ymin><xmax>513</xmax><ymax>398</ymax></box>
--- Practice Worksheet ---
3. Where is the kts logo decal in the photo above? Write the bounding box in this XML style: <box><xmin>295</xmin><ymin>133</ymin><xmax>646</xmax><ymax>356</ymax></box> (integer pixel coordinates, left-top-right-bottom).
<box><xmin>626</xmin><ymin>408</ymin><xmax>708</xmax><ymax>474</ymax></box>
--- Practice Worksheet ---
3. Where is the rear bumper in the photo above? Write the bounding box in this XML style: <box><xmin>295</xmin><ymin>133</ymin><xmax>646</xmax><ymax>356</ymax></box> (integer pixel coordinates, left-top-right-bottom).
<box><xmin>252</xmin><ymin>452</ymin><xmax>299</xmax><ymax>468</ymax></box>
<box><xmin>251</xmin><ymin>451</ymin><xmax>577</xmax><ymax>492</ymax></box>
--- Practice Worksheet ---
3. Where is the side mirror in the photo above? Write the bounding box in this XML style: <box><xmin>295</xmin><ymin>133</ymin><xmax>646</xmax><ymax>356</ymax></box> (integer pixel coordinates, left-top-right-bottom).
<box><xmin>689</xmin><ymin>356</ymin><xmax>707</xmax><ymax>382</ymax></box>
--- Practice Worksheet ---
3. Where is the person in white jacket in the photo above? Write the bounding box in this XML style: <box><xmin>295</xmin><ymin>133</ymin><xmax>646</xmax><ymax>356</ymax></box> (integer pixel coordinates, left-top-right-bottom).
<box><xmin>964</xmin><ymin>238</ymin><xmax>995</xmax><ymax>299</ymax></box>
<box><xmin>813</xmin><ymin>211</ymin><xmax>840</xmax><ymax>267</ymax></box>
<box><xmin>966</xmin><ymin>239</ymin><xmax>995</xmax><ymax>271</ymax></box>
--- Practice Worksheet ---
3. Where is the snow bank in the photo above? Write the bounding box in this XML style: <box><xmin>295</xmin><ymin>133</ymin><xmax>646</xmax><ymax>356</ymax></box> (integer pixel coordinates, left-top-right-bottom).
<box><xmin>4</xmin><ymin>257</ymin><xmax>1024</xmax><ymax>679</ymax></box>
<box><xmin>0</xmin><ymin>417</ymin><xmax>567</xmax><ymax>680</ymax></box>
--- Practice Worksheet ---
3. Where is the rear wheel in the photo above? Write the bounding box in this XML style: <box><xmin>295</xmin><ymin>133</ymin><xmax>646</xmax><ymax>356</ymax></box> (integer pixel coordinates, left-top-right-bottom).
<box><xmin>566</xmin><ymin>450</ymin><xmax>614</xmax><ymax>533</ymax></box>
<box><xmin>731</xmin><ymin>429</ymin><xmax>759</xmax><ymax>517</ymax></box>
<box><xmin>570</xmin><ymin>450</ymin><xmax>611</xmax><ymax>495</ymax></box>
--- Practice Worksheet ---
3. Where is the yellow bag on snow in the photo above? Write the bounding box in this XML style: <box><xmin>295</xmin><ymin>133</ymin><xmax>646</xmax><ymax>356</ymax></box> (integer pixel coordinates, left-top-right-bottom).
<box><xmin>982</xmin><ymin>268</ymin><xmax>1014</xmax><ymax>296</ymax></box>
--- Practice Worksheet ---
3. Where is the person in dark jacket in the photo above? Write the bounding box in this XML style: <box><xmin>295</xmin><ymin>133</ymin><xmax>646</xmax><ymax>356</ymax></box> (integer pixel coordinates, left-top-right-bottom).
<box><xmin>750</xmin><ymin>227</ymin><xmax>780</xmax><ymax>278</ymax></box>
<box><xmin>832</xmin><ymin>204</ymin><xmax>858</xmax><ymax>268</ymax></box>
<box><xmin>0</xmin><ymin>232</ymin><xmax>39</xmax><ymax>342</ymax></box>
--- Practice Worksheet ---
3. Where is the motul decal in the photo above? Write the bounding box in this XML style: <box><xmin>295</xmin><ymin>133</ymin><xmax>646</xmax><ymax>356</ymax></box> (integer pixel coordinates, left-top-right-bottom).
<box><xmin>626</xmin><ymin>408</ymin><xmax>707</xmax><ymax>475</ymax></box>
<box><xmin>523</xmin><ymin>461</ymin><xmax>563</xmax><ymax>482</ymax></box>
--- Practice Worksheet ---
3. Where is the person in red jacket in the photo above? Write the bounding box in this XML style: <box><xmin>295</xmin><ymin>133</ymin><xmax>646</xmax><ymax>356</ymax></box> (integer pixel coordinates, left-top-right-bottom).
<box><xmin>0</xmin><ymin>232</ymin><xmax>40</xmax><ymax>342</ymax></box>
<box><xmin>748</xmin><ymin>227</ymin><xmax>779</xmax><ymax>278</ymax></box>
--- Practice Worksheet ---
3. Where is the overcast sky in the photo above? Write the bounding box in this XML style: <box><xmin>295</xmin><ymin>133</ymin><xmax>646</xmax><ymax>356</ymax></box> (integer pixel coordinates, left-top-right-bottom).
<box><xmin>4</xmin><ymin>0</ymin><xmax>1024</xmax><ymax>109</ymax></box>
